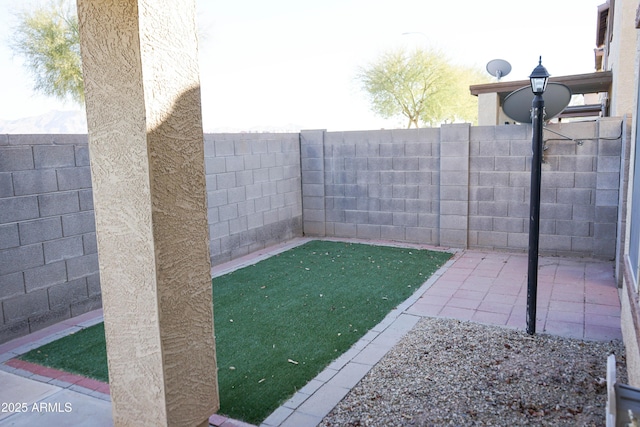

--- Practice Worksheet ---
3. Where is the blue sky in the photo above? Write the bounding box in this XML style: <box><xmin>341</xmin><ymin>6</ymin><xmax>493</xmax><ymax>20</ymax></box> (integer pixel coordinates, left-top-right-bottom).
<box><xmin>1</xmin><ymin>0</ymin><xmax>604</xmax><ymax>131</ymax></box>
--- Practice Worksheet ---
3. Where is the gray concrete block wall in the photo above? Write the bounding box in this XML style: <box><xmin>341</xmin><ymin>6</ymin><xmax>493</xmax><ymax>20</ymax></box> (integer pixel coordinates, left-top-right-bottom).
<box><xmin>204</xmin><ymin>133</ymin><xmax>303</xmax><ymax>265</ymax></box>
<box><xmin>538</xmin><ymin>120</ymin><xmax>618</xmax><ymax>258</ymax></box>
<box><xmin>467</xmin><ymin>120</ymin><xmax>623</xmax><ymax>258</ymax></box>
<box><xmin>304</xmin><ymin>120</ymin><xmax>624</xmax><ymax>259</ymax></box>
<box><xmin>0</xmin><ymin>135</ymin><xmax>99</xmax><ymax>344</ymax></box>
<box><xmin>469</xmin><ymin>125</ymin><xmax>531</xmax><ymax>252</ymax></box>
<box><xmin>0</xmin><ymin>119</ymin><xmax>626</xmax><ymax>343</ymax></box>
<box><xmin>300</xmin><ymin>130</ymin><xmax>326</xmax><ymax>236</ymax></box>
<box><xmin>439</xmin><ymin>124</ymin><xmax>470</xmax><ymax>247</ymax></box>
<box><xmin>314</xmin><ymin>128</ymin><xmax>441</xmax><ymax>244</ymax></box>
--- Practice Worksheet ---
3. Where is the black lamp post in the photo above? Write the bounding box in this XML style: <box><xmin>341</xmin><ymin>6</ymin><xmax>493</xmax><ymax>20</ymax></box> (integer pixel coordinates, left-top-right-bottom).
<box><xmin>526</xmin><ymin>57</ymin><xmax>550</xmax><ymax>335</ymax></box>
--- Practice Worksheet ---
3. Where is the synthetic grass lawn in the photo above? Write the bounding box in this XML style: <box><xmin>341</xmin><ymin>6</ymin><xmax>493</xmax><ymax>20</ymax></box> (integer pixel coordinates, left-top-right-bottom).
<box><xmin>20</xmin><ymin>322</ymin><xmax>108</xmax><ymax>382</ymax></box>
<box><xmin>19</xmin><ymin>240</ymin><xmax>451</xmax><ymax>424</ymax></box>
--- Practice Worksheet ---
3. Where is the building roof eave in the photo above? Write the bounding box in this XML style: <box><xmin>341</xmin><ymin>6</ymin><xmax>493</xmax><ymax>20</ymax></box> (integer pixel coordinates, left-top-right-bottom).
<box><xmin>469</xmin><ymin>71</ymin><xmax>612</xmax><ymax>101</ymax></box>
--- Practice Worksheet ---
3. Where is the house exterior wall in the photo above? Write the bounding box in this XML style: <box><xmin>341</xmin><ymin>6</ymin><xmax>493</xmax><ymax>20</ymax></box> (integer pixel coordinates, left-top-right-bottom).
<box><xmin>0</xmin><ymin>119</ymin><xmax>626</xmax><ymax>344</ymax></box>
<box><xmin>607</xmin><ymin>0</ymin><xmax>638</xmax><ymax>117</ymax></box>
<box><xmin>477</xmin><ymin>93</ymin><xmax>500</xmax><ymax>126</ymax></box>
<box><xmin>477</xmin><ymin>93</ymin><xmax>514</xmax><ymax>126</ymax></box>
<box><xmin>619</xmin><ymin>2</ymin><xmax>640</xmax><ymax>386</ymax></box>
<box><xmin>621</xmin><ymin>278</ymin><xmax>640</xmax><ymax>385</ymax></box>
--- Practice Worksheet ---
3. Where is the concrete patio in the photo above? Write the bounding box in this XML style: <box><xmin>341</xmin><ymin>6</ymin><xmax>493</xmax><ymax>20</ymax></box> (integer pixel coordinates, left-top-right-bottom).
<box><xmin>0</xmin><ymin>240</ymin><xmax>623</xmax><ymax>427</ymax></box>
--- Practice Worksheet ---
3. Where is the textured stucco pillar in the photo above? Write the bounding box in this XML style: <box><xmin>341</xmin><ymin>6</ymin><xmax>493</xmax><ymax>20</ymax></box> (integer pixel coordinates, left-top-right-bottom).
<box><xmin>77</xmin><ymin>1</ymin><xmax>218</xmax><ymax>426</ymax></box>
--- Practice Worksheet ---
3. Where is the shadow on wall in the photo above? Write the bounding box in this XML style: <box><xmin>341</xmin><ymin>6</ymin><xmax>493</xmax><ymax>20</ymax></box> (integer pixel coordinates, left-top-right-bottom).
<box><xmin>84</xmin><ymin>84</ymin><xmax>219</xmax><ymax>425</ymax></box>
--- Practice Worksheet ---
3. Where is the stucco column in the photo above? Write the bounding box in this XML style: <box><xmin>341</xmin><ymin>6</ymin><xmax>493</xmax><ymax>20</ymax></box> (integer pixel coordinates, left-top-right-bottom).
<box><xmin>77</xmin><ymin>1</ymin><xmax>218</xmax><ymax>426</ymax></box>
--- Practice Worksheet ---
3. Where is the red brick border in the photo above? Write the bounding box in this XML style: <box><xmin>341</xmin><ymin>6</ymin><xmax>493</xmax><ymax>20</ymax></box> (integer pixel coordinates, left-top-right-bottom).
<box><xmin>5</xmin><ymin>358</ymin><xmax>110</xmax><ymax>395</ymax></box>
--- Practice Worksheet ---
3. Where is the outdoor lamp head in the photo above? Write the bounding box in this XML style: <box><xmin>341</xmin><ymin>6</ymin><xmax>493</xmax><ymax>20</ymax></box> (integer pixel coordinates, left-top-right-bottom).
<box><xmin>529</xmin><ymin>56</ymin><xmax>550</xmax><ymax>95</ymax></box>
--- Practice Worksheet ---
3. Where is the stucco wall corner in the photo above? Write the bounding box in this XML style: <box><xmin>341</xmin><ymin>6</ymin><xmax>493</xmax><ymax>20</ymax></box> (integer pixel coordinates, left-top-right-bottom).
<box><xmin>621</xmin><ymin>277</ymin><xmax>640</xmax><ymax>386</ymax></box>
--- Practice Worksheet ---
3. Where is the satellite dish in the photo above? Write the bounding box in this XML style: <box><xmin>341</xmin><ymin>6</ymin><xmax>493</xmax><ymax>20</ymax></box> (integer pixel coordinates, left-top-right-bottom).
<box><xmin>486</xmin><ymin>59</ymin><xmax>512</xmax><ymax>81</ymax></box>
<box><xmin>502</xmin><ymin>83</ymin><xmax>572</xmax><ymax>124</ymax></box>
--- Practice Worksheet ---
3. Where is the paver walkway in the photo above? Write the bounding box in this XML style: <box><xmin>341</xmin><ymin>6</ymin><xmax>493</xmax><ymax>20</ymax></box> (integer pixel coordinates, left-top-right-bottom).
<box><xmin>0</xmin><ymin>240</ymin><xmax>623</xmax><ymax>427</ymax></box>
<box><xmin>407</xmin><ymin>250</ymin><xmax>621</xmax><ymax>341</ymax></box>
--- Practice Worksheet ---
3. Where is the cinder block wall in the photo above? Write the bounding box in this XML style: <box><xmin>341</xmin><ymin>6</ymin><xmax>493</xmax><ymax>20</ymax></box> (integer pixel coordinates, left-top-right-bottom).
<box><xmin>0</xmin><ymin>119</ymin><xmax>625</xmax><ymax>343</ymax></box>
<box><xmin>304</xmin><ymin>128</ymin><xmax>442</xmax><ymax>243</ymax></box>
<box><xmin>203</xmin><ymin>133</ymin><xmax>303</xmax><ymax>265</ymax></box>
<box><xmin>0</xmin><ymin>132</ymin><xmax>303</xmax><ymax>343</ymax></box>
<box><xmin>0</xmin><ymin>135</ymin><xmax>99</xmax><ymax>343</ymax></box>
<box><xmin>467</xmin><ymin>119</ymin><xmax>623</xmax><ymax>258</ymax></box>
<box><xmin>302</xmin><ymin>118</ymin><xmax>624</xmax><ymax>259</ymax></box>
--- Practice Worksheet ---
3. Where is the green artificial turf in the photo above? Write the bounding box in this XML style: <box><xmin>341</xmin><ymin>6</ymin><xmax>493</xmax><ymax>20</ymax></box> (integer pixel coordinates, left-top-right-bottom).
<box><xmin>20</xmin><ymin>322</ymin><xmax>109</xmax><ymax>382</ymax></box>
<box><xmin>19</xmin><ymin>240</ymin><xmax>451</xmax><ymax>425</ymax></box>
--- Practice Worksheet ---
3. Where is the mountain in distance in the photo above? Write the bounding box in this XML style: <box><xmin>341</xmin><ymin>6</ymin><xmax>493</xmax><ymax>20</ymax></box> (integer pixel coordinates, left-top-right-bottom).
<box><xmin>208</xmin><ymin>123</ymin><xmax>305</xmax><ymax>133</ymax></box>
<box><xmin>0</xmin><ymin>109</ymin><xmax>305</xmax><ymax>134</ymax></box>
<box><xmin>0</xmin><ymin>110</ymin><xmax>88</xmax><ymax>134</ymax></box>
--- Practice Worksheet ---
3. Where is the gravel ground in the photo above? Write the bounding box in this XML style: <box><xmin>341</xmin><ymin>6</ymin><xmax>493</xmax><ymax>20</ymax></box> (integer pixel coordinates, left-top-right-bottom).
<box><xmin>321</xmin><ymin>317</ymin><xmax>627</xmax><ymax>427</ymax></box>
